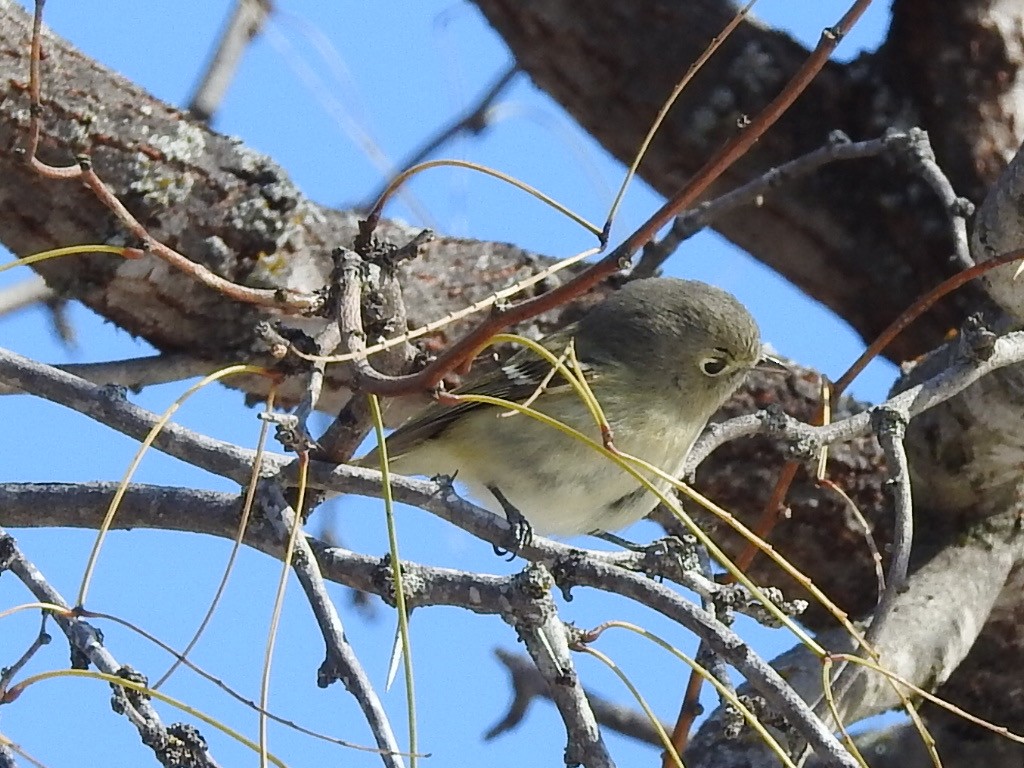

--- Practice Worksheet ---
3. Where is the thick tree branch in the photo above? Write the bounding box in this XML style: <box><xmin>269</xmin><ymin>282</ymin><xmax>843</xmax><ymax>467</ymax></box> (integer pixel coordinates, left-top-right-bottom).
<box><xmin>0</xmin><ymin>0</ymin><xmax>583</xmax><ymax>410</ymax></box>
<box><xmin>469</xmin><ymin>0</ymin><xmax>1020</xmax><ymax>361</ymax></box>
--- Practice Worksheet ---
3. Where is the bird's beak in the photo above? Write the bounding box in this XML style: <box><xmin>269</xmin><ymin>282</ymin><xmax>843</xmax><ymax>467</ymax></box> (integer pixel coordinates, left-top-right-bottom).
<box><xmin>755</xmin><ymin>352</ymin><xmax>789</xmax><ymax>373</ymax></box>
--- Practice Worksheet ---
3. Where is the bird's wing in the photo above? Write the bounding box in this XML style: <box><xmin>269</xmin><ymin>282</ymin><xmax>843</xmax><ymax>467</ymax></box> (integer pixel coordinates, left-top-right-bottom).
<box><xmin>378</xmin><ymin>328</ymin><xmax>596</xmax><ymax>461</ymax></box>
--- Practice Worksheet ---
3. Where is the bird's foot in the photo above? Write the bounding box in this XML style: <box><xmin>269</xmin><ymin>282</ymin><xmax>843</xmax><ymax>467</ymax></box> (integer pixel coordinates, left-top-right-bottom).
<box><xmin>487</xmin><ymin>485</ymin><xmax>533</xmax><ymax>561</ymax></box>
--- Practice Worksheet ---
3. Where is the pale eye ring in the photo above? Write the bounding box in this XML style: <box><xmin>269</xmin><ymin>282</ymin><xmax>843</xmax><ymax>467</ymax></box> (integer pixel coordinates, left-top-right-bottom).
<box><xmin>700</xmin><ymin>356</ymin><xmax>729</xmax><ymax>376</ymax></box>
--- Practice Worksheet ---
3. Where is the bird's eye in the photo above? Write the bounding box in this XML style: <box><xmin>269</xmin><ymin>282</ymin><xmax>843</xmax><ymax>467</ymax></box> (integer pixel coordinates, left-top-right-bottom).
<box><xmin>700</xmin><ymin>356</ymin><xmax>730</xmax><ymax>376</ymax></box>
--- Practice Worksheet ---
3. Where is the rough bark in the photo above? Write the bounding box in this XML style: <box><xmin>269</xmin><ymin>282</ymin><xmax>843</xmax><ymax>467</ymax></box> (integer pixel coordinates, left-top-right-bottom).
<box><xmin>0</xmin><ymin>0</ymin><xmax>583</xmax><ymax>409</ymax></box>
<box><xmin>471</xmin><ymin>0</ymin><xmax>1024</xmax><ymax>362</ymax></box>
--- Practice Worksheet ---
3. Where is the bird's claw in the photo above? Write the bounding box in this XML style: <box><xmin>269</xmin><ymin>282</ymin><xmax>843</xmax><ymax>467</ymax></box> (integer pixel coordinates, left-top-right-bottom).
<box><xmin>488</xmin><ymin>485</ymin><xmax>533</xmax><ymax>560</ymax></box>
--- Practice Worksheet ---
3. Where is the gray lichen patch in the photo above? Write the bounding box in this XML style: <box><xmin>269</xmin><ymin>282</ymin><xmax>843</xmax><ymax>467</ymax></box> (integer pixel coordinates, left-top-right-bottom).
<box><xmin>128</xmin><ymin>122</ymin><xmax>207</xmax><ymax>207</ymax></box>
<box><xmin>200</xmin><ymin>235</ymin><xmax>234</xmax><ymax>276</ymax></box>
<box><xmin>56</xmin><ymin>111</ymin><xmax>95</xmax><ymax>155</ymax></box>
<box><xmin>128</xmin><ymin>170</ymin><xmax>194</xmax><ymax>208</ymax></box>
<box><xmin>220</xmin><ymin>143</ymin><xmax>332</xmax><ymax>291</ymax></box>
<box><xmin>222</xmin><ymin>140</ymin><xmax>283</xmax><ymax>181</ymax></box>
<box><xmin>239</xmin><ymin>200</ymin><xmax>331</xmax><ymax>293</ymax></box>
<box><xmin>146</xmin><ymin>121</ymin><xmax>206</xmax><ymax>164</ymax></box>
<box><xmin>229</xmin><ymin>196</ymin><xmax>286</xmax><ymax>243</ymax></box>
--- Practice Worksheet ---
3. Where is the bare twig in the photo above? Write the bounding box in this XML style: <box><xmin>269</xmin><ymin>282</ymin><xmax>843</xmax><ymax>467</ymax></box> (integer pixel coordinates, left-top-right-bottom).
<box><xmin>662</xmin><ymin>545</ymin><xmax>735</xmax><ymax>763</ymax></box>
<box><xmin>554</xmin><ymin>557</ymin><xmax>857</xmax><ymax>767</ymax></box>
<box><xmin>0</xmin><ymin>353</ymin><xmax>217</xmax><ymax>397</ymax></box>
<box><xmin>636</xmin><ymin>128</ymin><xmax>974</xmax><ymax>277</ymax></box>
<box><xmin>689</xmin><ymin>508</ymin><xmax>1024</xmax><ymax>767</ymax></box>
<box><xmin>0</xmin><ymin>275</ymin><xmax>53</xmax><ymax>317</ymax></box>
<box><xmin>0</xmin><ymin>527</ymin><xmax>217</xmax><ymax>767</ymax></box>
<box><xmin>259</xmin><ymin>484</ymin><xmax>405</xmax><ymax>768</ymax></box>
<box><xmin>0</xmin><ymin>346</ymin><xmax>265</xmax><ymax>484</ymax></box>
<box><xmin>312</xmin><ymin>241</ymin><xmax>420</xmax><ymax>462</ymax></box>
<box><xmin>500</xmin><ymin>565</ymin><xmax>613</xmax><ymax>768</ymax></box>
<box><xmin>893</xmin><ymin>128</ymin><xmax>975</xmax><ymax>270</ymax></box>
<box><xmin>314</xmin><ymin>394</ymin><xmax>374</xmax><ymax>463</ymax></box>
<box><xmin>188</xmin><ymin>0</ymin><xmax>273</xmax><ymax>122</ymax></box>
<box><xmin>801</xmin><ymin>406</ymin><xmax>914</xmax><ymax>759</ymax></box>
<box><xmin>361</xmin><ymin>65</ymin><xmax>519</xmax><ymax>211</ymax></box>
<box><xmin>261</xmin><ymin>319</ymin><xmax>343</xmax><ymax>453</ymax></box>
<box><xmin>636</xmin><ymin>131</ymin><xmax>892</xmax><ymax>277</ymax></box>
<box><xmin>489</xmin><ymin>649</ymin><xmax>665</xmax><ymax>745</ymax></box>
<box><xmin>0</xmin><ymin>614</ymin><xmax>50</xmax><ymax>698</ymax></box>
<box><xmin>870</xmin><ymin>407</ymin><xmax>913</xmax><ymax>601</ymax></box>
<box><xmin>333</xmin><ymin>250</ymin><xmax>397</xmax><ymax>390</ymax></box>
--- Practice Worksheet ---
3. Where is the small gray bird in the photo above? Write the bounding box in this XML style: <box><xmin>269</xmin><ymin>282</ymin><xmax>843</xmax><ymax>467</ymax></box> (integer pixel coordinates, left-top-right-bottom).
<box><xmin>360</xmin><ymin>277</ymin><xmax>769</xmax><ymax>541</ymax></box>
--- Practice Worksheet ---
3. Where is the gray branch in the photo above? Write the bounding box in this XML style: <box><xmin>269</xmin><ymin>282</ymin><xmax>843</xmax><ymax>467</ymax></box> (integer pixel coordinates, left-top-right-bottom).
<box><xmin>0</xmin><ymin>527</ymin><xmax>218</xmax><ymax>767</ymax></box>
<box><xmin>259</xmin><ymin>483</ymin><xmax>404</xmax><ymax>768</ymax></box>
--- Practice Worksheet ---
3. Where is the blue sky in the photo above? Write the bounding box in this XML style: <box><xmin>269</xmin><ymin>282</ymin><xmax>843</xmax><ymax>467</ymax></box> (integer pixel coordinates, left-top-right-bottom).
<box><xmin>0</xmin><ymin>2</ymin><xmax>894</xmax><ymax>766</ymax></box>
